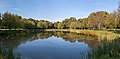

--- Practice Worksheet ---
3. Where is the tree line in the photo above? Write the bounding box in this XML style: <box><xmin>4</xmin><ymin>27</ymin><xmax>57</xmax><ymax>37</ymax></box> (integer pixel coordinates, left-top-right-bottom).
<box><xmin>0</xmin><ymin>5</ymin><xmax>120</xmax><ymax>30</ymax></box>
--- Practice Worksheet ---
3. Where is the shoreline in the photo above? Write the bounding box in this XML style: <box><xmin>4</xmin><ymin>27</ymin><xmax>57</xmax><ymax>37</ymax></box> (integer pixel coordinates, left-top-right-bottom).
<box><xmin>30</xmin><ymin>29</ymin><xmax>120</xmax><ymax>41</ymax></box>
<box><xmin>0</xmin><ymin>29</ymin><xmax>120</xmax><ymax>41</ymax></box>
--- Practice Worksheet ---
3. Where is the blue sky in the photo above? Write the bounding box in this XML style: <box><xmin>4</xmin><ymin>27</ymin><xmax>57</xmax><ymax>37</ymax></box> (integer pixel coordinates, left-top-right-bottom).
<box><xmin>0</xmin><ymin>0</ymin><xmax>119</xmax><ymax>22</ymax></box>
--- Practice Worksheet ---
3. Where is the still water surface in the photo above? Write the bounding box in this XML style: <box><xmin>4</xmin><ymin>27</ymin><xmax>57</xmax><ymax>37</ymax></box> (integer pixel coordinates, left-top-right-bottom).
<box><xmin>0</xmin><ymin>32</ymin><xmax>100</xmax><ymax>59</ymax></box>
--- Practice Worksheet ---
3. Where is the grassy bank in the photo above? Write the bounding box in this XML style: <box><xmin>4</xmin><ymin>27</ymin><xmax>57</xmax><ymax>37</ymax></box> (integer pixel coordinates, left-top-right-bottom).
<box><xmin>69</xmin><ymin>29</ymin><xmax>120</xmax><ymax>41</ymax></box>
<box><xmin>34</xmin><ymin>29</ymin><xmax>120</xmax><ymax>41</ymax></box>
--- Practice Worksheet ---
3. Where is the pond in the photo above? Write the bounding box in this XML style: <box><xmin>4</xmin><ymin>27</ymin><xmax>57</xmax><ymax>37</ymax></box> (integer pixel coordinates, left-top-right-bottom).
<box><xmin>0</xmin><ymin>31</ymin><xmax>101</xmax><ymax>59</ymax></box>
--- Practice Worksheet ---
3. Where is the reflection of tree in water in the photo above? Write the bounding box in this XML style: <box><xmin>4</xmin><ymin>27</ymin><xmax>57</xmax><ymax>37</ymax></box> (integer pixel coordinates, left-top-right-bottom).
<box><xmin>0</xmin><ymin>32</ymin><xmax>102</xmax><ymax>49</ymax></box>
<box><xmin>0</xmin><ymin>33</ymin><xmax>38</xmax><ymax>59</ymax></box>
<box><xmin>36</xmin><ymin>32</ymin><xmax>53</xmax><ymax>39</ymax></box>
<box><xmin>0</xmin><ymin>32</ymin><xmax>103</xmax><ymax>59</ymax></box>
<box><xmin>0</xmin><ymin>33</ymin><xmax>37</xmax><ymax>49</ymax></box>
<box><xmin>0</xmin><ymin>43</ymin><xmax>20</xmax><ymax>59</ymax></box>
<box><xmin>52</xmin><ymin>32</ymin><xmax>102</xmax><ymax>48</ymax></box>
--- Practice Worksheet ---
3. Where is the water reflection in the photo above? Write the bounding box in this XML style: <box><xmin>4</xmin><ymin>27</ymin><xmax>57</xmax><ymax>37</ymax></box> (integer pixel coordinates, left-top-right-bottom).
<box><xmin>0</xmin><ymin>32</ymin><xmax>101</xmax><ymax>59</ymax></box>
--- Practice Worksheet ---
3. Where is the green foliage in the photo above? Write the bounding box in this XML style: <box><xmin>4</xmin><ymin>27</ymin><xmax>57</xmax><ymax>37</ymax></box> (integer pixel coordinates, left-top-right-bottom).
<box><xmin>0</xmin><ymin>12</ymin><xmax>38</xmax><ymax>29</ymax></box>
<box><xmin>57</xmin><ymin>22</ymin><xmax>64</xmax><ymax>29</ymax></box>
<box><xmin>37</xmin><ymin>20</ymin><xmax>52</xmax><ymax>29</ymax></box>
<box><xmin>53</xmin><ymin>22</ymin><xmax>58</xmax><ymax>29</ymax></box>
<box><xmin>1</xmin><ymin>3</ymin><xmax>120</xmax><ymax>30</ymax></box>
<box><xmin>88</xmin><ymin>11</ymin><xmax>110</xmax><ymax>30</ymax></box>
<box><xmin>20</xmin><ymin>18</ymin><xmax>36</xmax><ymax>29</ymax></box>
<box><xmin>70</xmin><ymin>22</ymin><xmax>77</xmax><ymax>29</ymax></box>
<box><xmin>1</xmin><ymin>12</ymin><xmax>21</xmax><ymax>29</ymax></box>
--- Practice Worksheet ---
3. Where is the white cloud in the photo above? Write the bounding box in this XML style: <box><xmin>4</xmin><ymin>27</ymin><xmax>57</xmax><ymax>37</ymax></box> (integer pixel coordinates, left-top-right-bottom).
<box><xmin>13</xmin><ymin>8</ymin><xmax>22</xmax><ymax>11</ymax></box>
<box><xmin>38</xmin><ymin>16</ymin><xmax>63</xmax><ymax>22</ymax></box>
<box><xmin>48</xmin><ymin>16</ymin><xmax>65</xmax><ymax>22</ymax></box>
<box><xmin>69</xmin><ymin>10</ymin><xmax>91</xmax><ymax>18</ymax></box>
